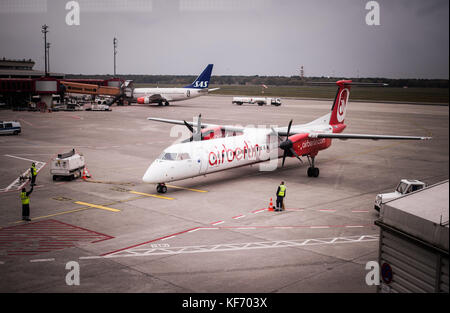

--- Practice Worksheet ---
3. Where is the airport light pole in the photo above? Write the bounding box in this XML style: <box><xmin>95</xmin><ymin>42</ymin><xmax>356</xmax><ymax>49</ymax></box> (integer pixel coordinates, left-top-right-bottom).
<box><xmin>46</xmin><ymin>42</ymin><xmax>51</xmax><ymax>74</ymax></box>
<box><xmin>113</xmin><ymin>37</ymin><xmax>118</xmax><ymax>77</ymax></box>
<box><xmin>41</xmin><ymin>24</ymin><xmax>49</xmax><ymax>76</ymax></box>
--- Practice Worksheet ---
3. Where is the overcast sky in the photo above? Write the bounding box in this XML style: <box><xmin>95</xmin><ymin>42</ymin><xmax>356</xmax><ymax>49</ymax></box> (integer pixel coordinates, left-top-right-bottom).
<box><xmin>0</xmin><ymin>0</ymin><xmax>448</xmax><ymax>78</ymax></box>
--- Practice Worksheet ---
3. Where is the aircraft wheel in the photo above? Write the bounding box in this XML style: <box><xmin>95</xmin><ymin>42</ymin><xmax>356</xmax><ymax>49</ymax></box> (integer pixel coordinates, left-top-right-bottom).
<box><xmin>164</xmin><ymin>101</ymin><xmax>170</xmax><ymax>106</ymax></box>
<box><xmin>157</xmin><ymin>184</ymin><xmax>167</xmax><ymax>194</ymax></box>
<box><xmin>307</xmin><ymin>167</ymin><xmax>313</xmax><ymax>177</ymax></box>
<box><xmin>313</xmin><ymin>167</ymin><xmax>320</xmax><ymax>177</ymax></box>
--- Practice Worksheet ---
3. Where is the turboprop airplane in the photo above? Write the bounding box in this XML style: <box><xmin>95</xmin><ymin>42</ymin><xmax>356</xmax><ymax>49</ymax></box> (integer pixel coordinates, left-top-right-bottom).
<box><xmin>143</xmin><ymin>80</ymin><xmax>431</xmax><ymax>193</ymax></box>
<box><xmin>133</xmin><ymin>64</ymin><xmax>219</xmax><ymax>106</ymax></box>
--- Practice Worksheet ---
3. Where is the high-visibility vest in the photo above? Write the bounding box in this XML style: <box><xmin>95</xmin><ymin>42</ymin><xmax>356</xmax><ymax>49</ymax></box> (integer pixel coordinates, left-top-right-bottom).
<box><xmin>31</xmin><ymin>166</ymin><xmax>37</xmax><ymax>176</ymax></box>
<box><xmin>278</xmin><ymin>185</ymin><xmax>286</xmax><ymax>197</ymax></box>
<box><xmin>20</xmin><ymin>192</ymin><xmax>30</xmax><ymax>205</ymax></box>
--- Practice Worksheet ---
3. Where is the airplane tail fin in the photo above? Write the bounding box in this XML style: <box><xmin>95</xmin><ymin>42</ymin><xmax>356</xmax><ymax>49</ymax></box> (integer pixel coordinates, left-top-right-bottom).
<box><xmin>329</xmin><ymin>80</ymin><xmax>352</xmax><ymax>125</ymax></box>
<box><xmin>184</xmin><ymin>64</ymin><xmax>214</xmax><ymax>89</ymax></box>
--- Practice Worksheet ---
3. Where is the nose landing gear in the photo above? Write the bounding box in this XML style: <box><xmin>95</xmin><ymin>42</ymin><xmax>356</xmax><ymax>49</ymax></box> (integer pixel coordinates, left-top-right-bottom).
<box><xmin>156</xmin><ymin>183</ymin><xmax>167</xmax><ymax>193</ymax></box>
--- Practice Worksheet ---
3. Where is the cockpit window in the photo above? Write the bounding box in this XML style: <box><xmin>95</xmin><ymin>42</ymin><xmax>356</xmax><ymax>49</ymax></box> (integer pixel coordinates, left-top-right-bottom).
<box><xmin>177</xmin><ymin>153</ymin><xmax>191</xmax><ymax>160</ymax></box>
<box><xmin>160</xmin><ymin>152</ymin><xmax>178</xmax><ymax>161</ymax></box>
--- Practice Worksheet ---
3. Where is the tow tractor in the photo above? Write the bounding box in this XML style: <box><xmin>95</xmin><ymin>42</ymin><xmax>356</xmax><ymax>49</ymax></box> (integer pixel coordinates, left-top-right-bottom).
<box><xmin>50</xmin><ymin>149</ymin><xmax>86</xmax><ymax>181</ymax></box>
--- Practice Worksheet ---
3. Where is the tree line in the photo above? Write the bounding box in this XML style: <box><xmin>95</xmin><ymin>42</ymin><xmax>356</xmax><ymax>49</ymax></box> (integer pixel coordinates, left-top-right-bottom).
<box><xmin>65</xmin><ymin>74</ymin><xmax>449</xmax><ymax>88</ymax></box>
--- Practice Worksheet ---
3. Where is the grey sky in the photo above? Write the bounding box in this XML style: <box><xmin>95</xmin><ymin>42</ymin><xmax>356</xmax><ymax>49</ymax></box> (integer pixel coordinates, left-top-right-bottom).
<box><xmin>0</xmin><ymin>0</ymin><xmax>448</xmax><ymax>78</ymax></box>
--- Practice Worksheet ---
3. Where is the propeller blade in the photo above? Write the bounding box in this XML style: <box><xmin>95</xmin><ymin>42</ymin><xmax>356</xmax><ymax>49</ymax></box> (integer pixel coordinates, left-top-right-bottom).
<box><xmin>281</xmin><ymin>150</ymin><xmax>287</xmax><ymax>167</ymax></box>
<box><xmin>270</xmin><ymin>127</ymin><xmax>284</xmax><ymax>142</ymax></box>
<box><xmin>286</xmin><ymin>119</ymin><xmax>293</xmax><ymax>138</ymax></box>
<box><xmin>183</xmin><ymin>120</ymin><xmax>194</xmax><ymax>133</ymax></box>
<box><xmin>290</xmin><ymin>148</ymin><xmax>303</xmax><ymax>164</ymax></box>
<box><xmin>196</xmin><ymin>114</ymin><xmax>202</xmax><ymax>134</ymax></box>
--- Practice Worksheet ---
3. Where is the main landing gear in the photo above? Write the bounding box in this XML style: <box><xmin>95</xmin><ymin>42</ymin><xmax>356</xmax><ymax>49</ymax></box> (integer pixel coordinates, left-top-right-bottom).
<box><xmin>306</xmin><ymin>156</ymin><xmax>320</xmax><ymax>177</ymax></box>
<box><xmin>156</xmin><ymin>183</ymin><xmax>167</xmax><ymax>193</ymax></box>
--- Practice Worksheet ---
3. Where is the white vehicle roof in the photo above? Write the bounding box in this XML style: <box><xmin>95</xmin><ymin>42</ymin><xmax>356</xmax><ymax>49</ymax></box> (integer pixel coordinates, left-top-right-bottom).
<box><xmin>400</xmin><ymin>179</ymin><xmax>426</xmax><ymax>185</ymax></box>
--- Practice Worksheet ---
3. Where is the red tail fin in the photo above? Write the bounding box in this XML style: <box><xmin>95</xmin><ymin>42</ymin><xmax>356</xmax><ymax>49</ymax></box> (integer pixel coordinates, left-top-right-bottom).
<box><xmin>329</xmin><ymin>80</ymin><xmax>352</xmax><ymax>125</ymax></box>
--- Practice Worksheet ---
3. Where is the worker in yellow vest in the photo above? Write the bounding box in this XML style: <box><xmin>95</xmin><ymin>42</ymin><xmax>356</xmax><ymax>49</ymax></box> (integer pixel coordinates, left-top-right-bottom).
<box><xmin>275</xmin><ymin>181</ymin><xmax>286</xmax><ymax>212</ymax></box>
<box><xmin>30</xmin><ymin>162</ymin><xmax>37</xmax><ymax>186</ymax></box>
<box><xmin>20</xmin><ymin>185</ymin><xmax>33</xmax><ymax>221</ymax></box>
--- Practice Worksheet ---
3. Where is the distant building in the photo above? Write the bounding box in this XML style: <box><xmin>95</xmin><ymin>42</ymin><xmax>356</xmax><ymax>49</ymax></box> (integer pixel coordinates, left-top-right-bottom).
<box><xmin>0</xmin><ymin>58</ymin><xmax>64</xmax><ymax>79</ymax></box>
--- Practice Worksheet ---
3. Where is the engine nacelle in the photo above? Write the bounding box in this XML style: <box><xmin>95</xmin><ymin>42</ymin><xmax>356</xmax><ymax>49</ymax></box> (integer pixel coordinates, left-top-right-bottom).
<box><xmin>137</xmin><ymin>97</ymin><xmax>150</xmax><ymax>104</ymax></box>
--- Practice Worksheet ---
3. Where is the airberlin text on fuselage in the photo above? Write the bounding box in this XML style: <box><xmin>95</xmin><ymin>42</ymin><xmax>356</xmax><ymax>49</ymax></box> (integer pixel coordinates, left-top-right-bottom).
<box><xmin>209</xmin><ymin>141</ymin><xmax>260</xmax><ymax>166</ymax></box>
<box><xmin>301</xmin><ymin>138</ymin><xmax>326</xmax><ymax>149</ymax></box>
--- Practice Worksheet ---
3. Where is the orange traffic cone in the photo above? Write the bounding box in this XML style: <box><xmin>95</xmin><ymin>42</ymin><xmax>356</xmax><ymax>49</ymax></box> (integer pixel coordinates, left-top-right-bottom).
<box><xmin>85</xmin><ymin>167</ymin><xmax>91</xmax><ymax>178</ymax></box>
<box><xmin>82</xmin><ymin>168</ymin><xmax>87</xmax><ymax>180</ymax></box>
<box><xmin>268</xmin><ymin>197</ymin><xmax>274</xmax><ymax>211</ymax></box>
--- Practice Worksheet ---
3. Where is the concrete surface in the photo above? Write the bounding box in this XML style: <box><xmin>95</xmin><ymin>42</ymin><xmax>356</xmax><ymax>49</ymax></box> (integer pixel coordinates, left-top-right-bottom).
<box><xmin>0</xmin><ymin>95</ymin><xmax>448</xmax><ymax>292</ymax></box>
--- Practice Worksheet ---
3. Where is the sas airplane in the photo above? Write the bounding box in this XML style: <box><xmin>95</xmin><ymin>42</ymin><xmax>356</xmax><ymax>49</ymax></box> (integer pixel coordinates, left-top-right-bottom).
<box><xmin>143</xmin><ymin>80</ymin><xmax>431</xmax><ymax>193</ymax></box>
<box><xmin>133</xmin><ymin>64</ymin><xmax>219</xmax><ymax>106</ymax></box>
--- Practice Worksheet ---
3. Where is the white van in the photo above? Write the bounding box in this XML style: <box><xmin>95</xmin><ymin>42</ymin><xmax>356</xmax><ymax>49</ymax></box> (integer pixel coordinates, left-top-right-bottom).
<box><xmin>0</xmin><ymin>121</ymin><xmax>21</xmax><ymax>135</ymax></box>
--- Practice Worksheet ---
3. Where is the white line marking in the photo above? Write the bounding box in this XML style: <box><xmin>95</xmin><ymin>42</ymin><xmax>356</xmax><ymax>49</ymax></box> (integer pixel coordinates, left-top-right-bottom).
<box><xmin>102</xmin><ymin>234</ymin><xmax>380</xmax><ymax>259</ymax></box>
<box><xmin>4</xmin><ymin>154</ymin><xmax>42</xmax><ymax>163</ymax></box>
<box><xmin>352</xmin><ymin>210</ymin><xmax>369</xmax><ymax>213</ymax></box>
<box><xmin>236</xmin><ymin>227</ymin><xmax>256</xmax><ymax>230</ymax></box>
<box><xmin>310</xmin><ymin>226</ymin><xmax>330</xmax><ymax>229</ymax></box>
<box><xmin>253</xmin><ymin>210</ymin><xmax>265</xmax><ymax>214</ymax></box>
<box><xmin>188</xmin><ymin>229</ymin><xmax>200</xmax><ymax>233</ymax></box>
<box><xmin>318</xmin><ymin>209</ymin><xmax>336</xmax><ymax>212</ymax></box>
<box><xmin>79</xmin><ymin>256</ymin><xmax>103</xmax><ymax>260</ymax></box>
<box><xmin>275</xmin><ymin>226</ymin><xmax>293</xmax><ymax>229</ymax></box>
<box><xmin>30</xmin><ymin>258</ymin><xmax>55</xmax><ymax>263</ymax></box>
<box><xmin>211</xmin><ymin>221</ymin><xmax>224</xmax><ymax>225</ymax></box>
<box><xmin>345</xmin><ymin>225</ymin><xmax>365</xmax><ymax>228</ymax></box>
<box><xmin>162</xmin><ymin>236</ymin><xmax>176</xmax><ymax>241</ymax></box>
<box><xmin>232</xmin><ymin>215</ymin><xmax>245</xmax><ymax>219</ymax></box>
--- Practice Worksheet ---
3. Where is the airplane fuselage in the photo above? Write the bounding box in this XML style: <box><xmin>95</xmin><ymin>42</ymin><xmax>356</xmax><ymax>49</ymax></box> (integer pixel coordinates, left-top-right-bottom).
<box><xmin>133</xmin><ymin>88</ymin><xmax>207</xmax><ymax>104</ymax></box>
<box><xmin>143</xmin><ymin>122</ymin><xmax>337</xmax><ymax>184</ymax></box>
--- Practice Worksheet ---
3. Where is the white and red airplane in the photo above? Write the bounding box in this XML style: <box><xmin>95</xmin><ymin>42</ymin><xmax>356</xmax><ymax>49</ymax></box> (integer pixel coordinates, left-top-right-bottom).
<box><xmin>143</xmin><ymin>80</ymin><xmax>431</xmax><ymax>193</ymax></box>
<box><xmin>133</xmin><ymin>64</ymin><xmax>219</xmax><ymax>106</ymax></box>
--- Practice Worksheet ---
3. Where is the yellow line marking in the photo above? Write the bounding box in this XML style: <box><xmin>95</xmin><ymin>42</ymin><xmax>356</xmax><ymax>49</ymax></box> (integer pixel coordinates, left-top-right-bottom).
<box><xmin>166</xmin><ymin>184</ymin><xmax>208</xmax><ymax>193</ymax></box>
<box><xmin>129</xmin><ymin>191</ymin><xmax>174</xmax><ymax>200</ymax></box>
<box><xmin>11</xmin><ymin>207</ymin><xmax>90</xmax><ymax>224</ymax></box>
<box><xmin>74</xmin><ymin>201</ymin><xmax>121</xmax><ymax>212</ymax></box>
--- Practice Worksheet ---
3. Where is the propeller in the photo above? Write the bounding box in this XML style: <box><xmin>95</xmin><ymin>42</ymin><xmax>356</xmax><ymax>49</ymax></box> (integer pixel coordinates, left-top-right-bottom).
<box><xmin>183</xmin><ymin>114</ymin><xmax>202</xmax><ymax>141</ymax></box>
<box><xmin>271</xmin><ymin>120</ymin><xmax>303</xmax><ymax>167</ymax></box>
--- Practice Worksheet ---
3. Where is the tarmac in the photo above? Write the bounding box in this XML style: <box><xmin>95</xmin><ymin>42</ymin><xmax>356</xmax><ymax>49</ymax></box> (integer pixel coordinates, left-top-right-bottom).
<box><xmin>0</xmin><ymin>95</ymin><xmax>448</xmax><ymax>292</ymax></box>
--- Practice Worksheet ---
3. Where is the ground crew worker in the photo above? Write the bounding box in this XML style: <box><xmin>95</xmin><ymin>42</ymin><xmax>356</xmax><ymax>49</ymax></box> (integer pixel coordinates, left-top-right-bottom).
<box><xmin>20</xmin><ymin>185</ymin><xmax>33</xmax><ymax>221</ymax></box>
<box><xmin>30</xmin><ymin>162</ymin><xmax>37</xmax><ymax>186</ymax></box>
<box><xmin>275</xmin><ymin>181</ymin><xmax>286</xmax><ymax>211</ymax></box>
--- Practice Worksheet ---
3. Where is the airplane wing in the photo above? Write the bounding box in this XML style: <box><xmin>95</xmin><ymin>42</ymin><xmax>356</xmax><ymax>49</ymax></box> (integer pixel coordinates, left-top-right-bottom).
<box><xmin>308</xmin><ymin>133</ymin><xmax>431</xmax><ymax>140</ymax></box>
<box><xmin>208</xmin><ymin>88</ymin><xmax>220</xmax><ymax>92</ymax></box>
<box><xmin>147</xmin><ymin>118</ymin><xmax>431</xmax><ymax>141</ymax></box>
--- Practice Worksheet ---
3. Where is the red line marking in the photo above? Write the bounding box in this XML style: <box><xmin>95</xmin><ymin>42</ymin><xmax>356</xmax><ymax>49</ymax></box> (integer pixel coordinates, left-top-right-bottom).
<box><xmin>101</xmin><ymin>227</ymin><xmax>200</xmax><ymax>256</ymax></box>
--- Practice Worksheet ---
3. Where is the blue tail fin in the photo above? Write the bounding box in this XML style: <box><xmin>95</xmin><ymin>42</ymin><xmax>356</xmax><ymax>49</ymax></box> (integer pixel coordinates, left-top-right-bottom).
<box><xmin>184</xmin><ymin>64</ymin><xmax>213</xmax><ymax>89</ymax></box>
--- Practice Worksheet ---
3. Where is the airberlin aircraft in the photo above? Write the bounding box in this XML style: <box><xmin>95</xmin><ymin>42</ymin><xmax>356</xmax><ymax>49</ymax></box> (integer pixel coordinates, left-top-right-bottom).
<box><xmin>143</xmin><ymin>80</ymin><xmax>431</xmax><ymax>193</ymax></box>
<box><xmin>133</xmin><ymin>64</ymin><xmax>220</xmax><ymax>106</ymax></box>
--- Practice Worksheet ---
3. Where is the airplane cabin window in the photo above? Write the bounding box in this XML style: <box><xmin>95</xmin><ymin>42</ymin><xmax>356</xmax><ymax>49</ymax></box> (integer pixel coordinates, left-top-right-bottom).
<box><xmin>161</xmin><ymin>153</ymin><xmax>178</xmax><ymax>161</ymax></box>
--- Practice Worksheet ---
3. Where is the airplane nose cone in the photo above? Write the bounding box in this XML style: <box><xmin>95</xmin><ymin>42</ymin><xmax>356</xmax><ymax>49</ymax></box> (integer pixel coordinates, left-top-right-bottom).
<box><xmin>142</xmin><ymin>162</ymin><xmax>162</xmax><ymax>183</ymax></box>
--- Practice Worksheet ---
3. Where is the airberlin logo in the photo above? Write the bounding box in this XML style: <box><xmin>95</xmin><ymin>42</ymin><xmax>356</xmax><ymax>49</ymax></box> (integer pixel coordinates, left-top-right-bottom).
<box><xmin>301</xmin><ymin>138</ymin><xmax>326</xmax><ymax>149</ymax></box>
<box><xmin>336</xmin><ymin>88</ymin><xmax>349</xmax><ymax>123</ymax></box>
<box><xmin>209</xmin><ymin>142</ymin><xmax>260</xmax><ymax>166</ymax></box>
